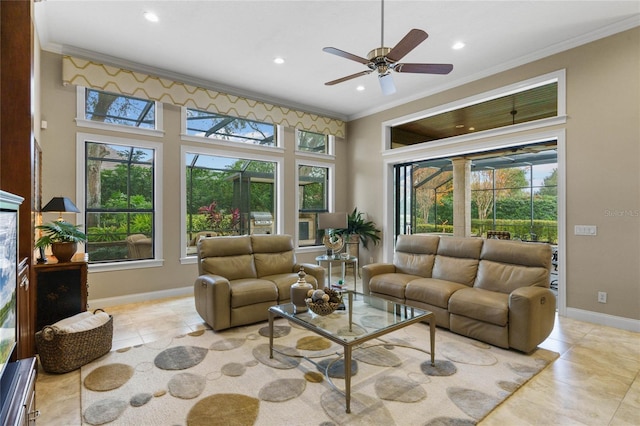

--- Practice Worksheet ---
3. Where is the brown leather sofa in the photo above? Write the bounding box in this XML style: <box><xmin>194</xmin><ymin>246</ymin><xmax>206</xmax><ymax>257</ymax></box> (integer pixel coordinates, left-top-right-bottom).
<box><xmin>194</xmin><ymin>234</ymin><xmax>325</xmax><ymax>331</ymax></box>
<box><xmin>362</xmin><ymin>235</ymin><xmax>555</xmax><ymax>353</ymax></box>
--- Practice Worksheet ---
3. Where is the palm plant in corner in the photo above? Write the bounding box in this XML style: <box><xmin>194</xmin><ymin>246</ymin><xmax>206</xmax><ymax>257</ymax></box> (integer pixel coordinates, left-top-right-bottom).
<box><xmin>339</xmin><ymin>208</ymin><xmax>381</xmax><ymax>259</ymax></box>
<box><xmin>35</xmin><ymin>220</ymin><xmax>87</xmax><ymax>263</ymax></box>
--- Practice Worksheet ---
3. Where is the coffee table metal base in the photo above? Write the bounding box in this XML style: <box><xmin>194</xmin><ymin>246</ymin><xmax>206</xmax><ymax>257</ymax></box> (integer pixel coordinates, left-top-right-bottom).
<box><xmin>268</xmin><ymin>293</ymin><xmax>435</xmax><ymax>414</ymax></box>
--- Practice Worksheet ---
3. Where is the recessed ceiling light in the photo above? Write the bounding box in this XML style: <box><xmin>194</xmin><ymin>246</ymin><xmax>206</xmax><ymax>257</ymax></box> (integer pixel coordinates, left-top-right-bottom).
<box><xmin>356</xmin><ymin>85</ymin><xmax>365</xmax><ymax>91</ymax></box>
<box><xmin>468</xmin><ymin>127</ymin><xmax>476</xmax><ymax>131</ymax></box>
<box><xmin>273</xmin><ymin>57</ymin><xmax>285</xmax><ymax>65</ymax></box>
<box><xmin>455</xmin><ymin>124</ymin><xmax>464</xmax><ymax>128</ymax></box>
<box><xmin>452</xmin><ymin>41</ymin><xmax>465</xmax><ymax>50</ymax></box>
<box><xmin>144</xmin><ymin>12</ymin><xmax>159</xmax><ymax>22</ymax></box>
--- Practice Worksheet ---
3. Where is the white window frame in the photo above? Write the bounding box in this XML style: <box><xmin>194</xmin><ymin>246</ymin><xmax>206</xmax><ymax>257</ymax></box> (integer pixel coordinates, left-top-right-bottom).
<box><xmin>295</xmin><ymin>159</ymin><xmax>335</xmax><ymax>251</ymax></box>
<box><xmin>76</xmin><ymin>132</ymin><xmax>164</xmax><ymax>272</ymax></box>
<box><xmin>179</xmin><ymin>145</ymin><xmax>284</xmax><ymax>264</ymax></box>
<box><xmin>381</xmin><ymin>70</ymin><xmax>567</xmax><ymax>155</ymax></box>
<box><xmin>75</xmin><ymin>86</ymin><xmax>164</xmax><ymax>137</ymax></box>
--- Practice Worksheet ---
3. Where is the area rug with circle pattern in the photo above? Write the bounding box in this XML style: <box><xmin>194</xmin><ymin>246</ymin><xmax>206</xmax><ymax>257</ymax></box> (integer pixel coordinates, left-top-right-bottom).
<box><xmin>80</xmin><ymin>316</ymin><xmax>558</xmax><ymax>425</ymax></box>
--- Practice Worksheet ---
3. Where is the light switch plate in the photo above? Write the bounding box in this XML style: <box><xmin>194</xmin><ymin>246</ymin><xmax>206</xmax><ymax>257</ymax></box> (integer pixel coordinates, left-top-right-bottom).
<box><xmin>574</xmin><ymin>225</ymin><xmax>597</xmax><ymax>236</ymax></box>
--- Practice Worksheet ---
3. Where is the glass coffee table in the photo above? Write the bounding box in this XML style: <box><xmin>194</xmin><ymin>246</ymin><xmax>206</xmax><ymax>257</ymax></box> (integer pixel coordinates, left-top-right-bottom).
<box><xmin>268</xmin><ymin>291</ymin><xmax>435</xmax><ymax>413</ymax></box>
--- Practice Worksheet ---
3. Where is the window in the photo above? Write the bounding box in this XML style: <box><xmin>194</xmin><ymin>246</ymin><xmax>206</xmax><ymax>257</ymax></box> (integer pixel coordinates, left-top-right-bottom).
<box><xmin>85</xmin><ymin>89</ymin><xmax>155</xmax><ymax>128</ymax></box>
<box><xmin>184</xmin><ymin>151</ymin><xmax>278</xmax><ymax>256</ymax></box>
<box><xmin>76</xmin><ymin>87</ymin><xmax>163</xmax><ymax>136</ymax></box>
<box><xmin>185</xmin><ymin>108</ymin><xmax>276</xmax><ymax>146</ymax></box>
<box><xmin>389</xmin><ymin>72</ymin><xmax>563</xmax><ymax>149</ymax></box>
<box><xmin>80</xmin><ymin>137</ymin><xmax>161</xmax><ymax>266</ymax></box>
<box><xmin>297</xmin><ymin>164</ymin><xmax>330</xmax><ymax>247</ymax></box>
<box><xmin>395</xmin><ymin>143</ymin><xmax>557</xmax><ymax>243</ymax></box>
<box><xmin>296</xmin><ymin>129</ymin><xmax>328</xmax><ymax>154</ymax></box>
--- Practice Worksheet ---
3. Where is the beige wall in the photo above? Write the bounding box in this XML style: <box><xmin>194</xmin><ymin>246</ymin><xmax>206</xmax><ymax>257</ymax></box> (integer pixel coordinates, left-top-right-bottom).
<box><xmin>348</xmin><ymin>28</ymin><xmax>639</xmax><ymax>322</ymax></box>
<box><xmin>39</xmin><ymin>28</ymin><xmax>639</xmax><ymax>322</ymax></box>
<box><xmin>38</xmin><ymin>51</ymin><xmax>348</xmax><ymax>302</ymax></box>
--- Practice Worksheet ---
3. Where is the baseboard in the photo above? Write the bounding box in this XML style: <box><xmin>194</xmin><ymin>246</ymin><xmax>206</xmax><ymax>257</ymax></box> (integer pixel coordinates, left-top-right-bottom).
<box><xmin>88</xmin><ymin>286</ymin><xmax>194</xmax><ymax>309</ymax></box>
<box><xmin>565</xmin><ymin>307</ymin><xmax>640</xmax><ymax>333</ymax></box>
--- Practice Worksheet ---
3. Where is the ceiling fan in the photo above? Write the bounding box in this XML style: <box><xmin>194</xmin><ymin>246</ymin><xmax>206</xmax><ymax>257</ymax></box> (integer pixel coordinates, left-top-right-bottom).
<box><xmin>322</xmin><ymin>0</ymin><xmax>453</xmax><ymax>95</ymax></box>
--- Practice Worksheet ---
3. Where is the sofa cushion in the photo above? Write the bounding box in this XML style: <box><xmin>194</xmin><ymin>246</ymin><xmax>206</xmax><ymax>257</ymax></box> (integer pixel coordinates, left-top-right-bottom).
<box><xmin>449</xmin><ymin>287</ymin><xmax>509</xmax><ymax>326</ymax></box>
<box><xmin>199</xmin><ymin>235</ymin><xmax>252</xmax><ymax>257</ymax></box>
<box><xmin>202</xmin><ymin>254</ymin><xmax>257</xmax><ymax>281</ymax></box>
<box><xmin>230</xmin><ymin>278</ymin><xmax>278</xmax><ymax>308</ymax></box>
<box><xmin>254</xmin><ymin>251</ymin><xmax>295</xmax><ymax>277</ymax></box>
<box><xmin>436</xmin><ymin>236</ymin><xmax>483</xmax><ymax>258</ymax></box>
<box><xmin>262</xmin><ymin>273</ymin><xmax>317</xmax><ymax>302</ymax></box>
<box><xmin>369</xmin><ymin>273</ymin><xmax>420</xmax><ymax>299</ymax></box>
<box><xmin>432</xmin><ymin>256</ymin><xmax>479</xmax><ymax>286</ymax></box>
<box><xmin>475</xmin><ymin>261</ymin><xmax>550</xmax><ymax>294</ymax></box>
<box><xmin>431</xmin><ymin>236</ymin><xmax>483</xmax><ymax>285</ymax></box>
<box><xmin>480</xmin><ymin>239</ymin><xmax>551</xmax><ymax>269</ymax></box>
<box><xmin>251</xmin><ymin>234</ymin><xmax>294</xmax><ymax>253</ymax></box>
<box><xmin>252</xmin><ymin>234</ymin><xmax>296</xmax><ymax>277</ymax></box>
<box><xmin>393</xmin><ymin>235</ymin><xmax>439</xmax><ymax>277</ymax></box>
<box><xmin>405</xmin><ymin>278</ymin><xmax>468</xmax><ymax>309</ymax></box>
<box><xmin>474</xmin><ymin>239</ymin><xmax>551</xmax><ymax>294</ymax></box>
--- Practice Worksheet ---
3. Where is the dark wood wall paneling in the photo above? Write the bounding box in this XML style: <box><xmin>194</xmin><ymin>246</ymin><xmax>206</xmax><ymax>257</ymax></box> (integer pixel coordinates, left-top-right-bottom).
<box><xmin>1</xmin><ymin>0</ymin><xmax>36</xmax><ymax>358</ymax></box>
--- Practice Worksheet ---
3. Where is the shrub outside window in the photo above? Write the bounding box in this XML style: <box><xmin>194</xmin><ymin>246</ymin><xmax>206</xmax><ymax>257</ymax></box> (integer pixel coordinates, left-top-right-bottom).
<box><xmin>185</xmin><ymin>152</ymin><xmax>277</xmax><ymax>255</ymax></box>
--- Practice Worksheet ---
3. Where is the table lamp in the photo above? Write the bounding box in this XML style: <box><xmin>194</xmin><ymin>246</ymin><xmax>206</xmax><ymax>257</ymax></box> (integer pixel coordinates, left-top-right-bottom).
<box><xmin>41</xmin><ymin>196</ymin><xmax>80</xmax><ymax>221</ymax></box>
<box><xmin>318</xmin><ymin>212</ymin><xmax>347</xmax><ymax>257</ymax></box>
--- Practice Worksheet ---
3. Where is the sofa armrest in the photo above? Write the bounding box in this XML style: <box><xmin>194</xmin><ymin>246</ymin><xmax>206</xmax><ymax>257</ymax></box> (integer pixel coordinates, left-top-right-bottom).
<box><xmin>194</xmin><ymin>274</ymin><xmax>232</xmax><ymax>331</ymax></box>
<box><xmin>508</xmin><ymin>286</ymin><xmax>556</xmax><ymax>353</ymax></box>
<box><xmin>362</xmin><ymin>263</ymin><xmax>397</xmax><ymax>294</ymax></box>
<box><xmin>294</xmin><ymin>263</ymin><xmax>324</xmax><ymax>289</ymax></box>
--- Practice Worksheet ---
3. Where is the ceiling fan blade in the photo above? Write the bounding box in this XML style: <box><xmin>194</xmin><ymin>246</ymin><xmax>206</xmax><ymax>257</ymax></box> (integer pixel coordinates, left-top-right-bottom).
<box><xmin>325</xmin><ymin>70</ymin><xmax>373</xmax><ymax>86</ymax></box>
<box><xmin>394</xmin><ymin>63</ymin><xmax>453</xmax><ymax>74</ymax></box>
<box><xmin>379</xmin><ymin>73</ymin><xmax>396</xmax><ymax>95</ymax></box>
<box><xmin>386</xmin><ymin>29</ymin><xmax>428</xmax><ymax>62</ymax></box>
<box><xmin>322</xmin><ymin>47</ymin><xmax>370</xmax><ymax>65</ymax></box>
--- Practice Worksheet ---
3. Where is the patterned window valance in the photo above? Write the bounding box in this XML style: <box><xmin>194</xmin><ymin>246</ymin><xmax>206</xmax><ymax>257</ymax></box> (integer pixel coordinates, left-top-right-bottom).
<box><xmin>62</xmin><ymin>56</ymin><xmax>346</xmax><ymax>138</ymax></box>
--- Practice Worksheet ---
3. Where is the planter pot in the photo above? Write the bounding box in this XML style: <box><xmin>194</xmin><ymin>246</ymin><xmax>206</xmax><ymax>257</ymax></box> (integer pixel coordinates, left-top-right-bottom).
<box><xmin>345</xmin><ymin>234</ymin><xmax>359</xmax><ymax>260</ymax></box>
<box><xmin>51</xmin><ymin>242</ymin><xmax>78</xmax><ymax>262</ymax></box>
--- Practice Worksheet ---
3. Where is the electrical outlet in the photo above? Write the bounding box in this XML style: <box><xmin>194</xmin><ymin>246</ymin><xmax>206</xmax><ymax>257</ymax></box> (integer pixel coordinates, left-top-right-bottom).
<box><xmin>597</xmin><ymin>291</ymin><xmax>607</xmax><ymax>303</ymax></box>
<box><xmin>575</xmin><ymin>225</ymin><xmax>597</xmax><ymax>236</ymax></box>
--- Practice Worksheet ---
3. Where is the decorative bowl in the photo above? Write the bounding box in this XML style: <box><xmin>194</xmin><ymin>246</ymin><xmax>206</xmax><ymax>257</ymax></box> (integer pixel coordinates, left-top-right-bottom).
<box><xmin>305</xmin><ymin>299</ymin><xmax>341</xmax><ymax>316</ymax></box>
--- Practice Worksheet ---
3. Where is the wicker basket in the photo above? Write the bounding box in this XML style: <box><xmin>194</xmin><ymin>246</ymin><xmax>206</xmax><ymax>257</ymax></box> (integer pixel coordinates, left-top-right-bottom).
<box><xmin>305</xmin><ymin>299</ymin><xmax>342</xmax><ymax>316</ymax></box>
<box><xmin>35</xmin><ymin>312</ymin><xmax>113</xmax><ymax>374</ymax></box>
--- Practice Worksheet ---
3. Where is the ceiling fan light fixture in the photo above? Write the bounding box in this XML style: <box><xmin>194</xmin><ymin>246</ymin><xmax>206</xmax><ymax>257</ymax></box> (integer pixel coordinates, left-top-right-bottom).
<box><xmin>379</xmin><ymin>73</ymin><xmax>396</xmax><ymax>95</ymax></box>
<box><xmin>273</xmin><ymin>57</ymin><xmax>285</xmax><ymax>65</ymax></box>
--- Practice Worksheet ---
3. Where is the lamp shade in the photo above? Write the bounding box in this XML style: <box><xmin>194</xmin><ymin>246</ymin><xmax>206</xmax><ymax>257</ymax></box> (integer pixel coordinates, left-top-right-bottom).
<box><xmin>41</xmin><ymin>197</ymin><xmax>80</xmax><ymax>213</ymax></box>
<box><xmin>318</xmin><ymin>212</ymin><xmax>347</xmax><ymax>230</ymax></box>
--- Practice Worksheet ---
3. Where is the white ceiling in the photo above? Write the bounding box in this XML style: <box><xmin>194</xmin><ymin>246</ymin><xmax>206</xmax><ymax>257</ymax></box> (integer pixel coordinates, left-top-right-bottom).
<box><xmin>34</xmin><ymin>1</ymin><xmax>640</xmax><ymax>121</ymax></box>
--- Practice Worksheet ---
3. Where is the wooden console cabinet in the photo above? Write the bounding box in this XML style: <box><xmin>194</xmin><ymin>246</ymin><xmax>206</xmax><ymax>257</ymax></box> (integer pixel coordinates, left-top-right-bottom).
<box><xmin>33</xmin><ymin>255</ymin><xmax>88</xmax><ymax>331</ymax></box>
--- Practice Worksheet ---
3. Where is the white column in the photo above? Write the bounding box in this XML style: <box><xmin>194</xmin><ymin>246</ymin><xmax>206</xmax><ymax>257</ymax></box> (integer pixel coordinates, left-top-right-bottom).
<box><xmin>452</xmin><ymin>158</ymin><xmax>472</xmax><ymax>237</ymax></box>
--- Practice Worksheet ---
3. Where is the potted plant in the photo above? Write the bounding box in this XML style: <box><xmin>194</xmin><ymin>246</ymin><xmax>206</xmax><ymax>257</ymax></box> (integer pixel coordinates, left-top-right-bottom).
<box><xmin>339</xmin><ymin>208</ymin><xmax>381</xmax><ymax>259</ymax></box>
<box><xmin>35</xmin><ymin>221</ymin><xmax>87</xmax><ymax>262</ymax></box>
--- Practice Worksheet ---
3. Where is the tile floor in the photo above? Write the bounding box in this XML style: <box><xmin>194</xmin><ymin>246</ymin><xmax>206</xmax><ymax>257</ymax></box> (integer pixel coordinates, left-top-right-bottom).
<box><xmin>35</xmin><ymin>279</ymin><xmax>639</xmax><ymax>425</ymax></box>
